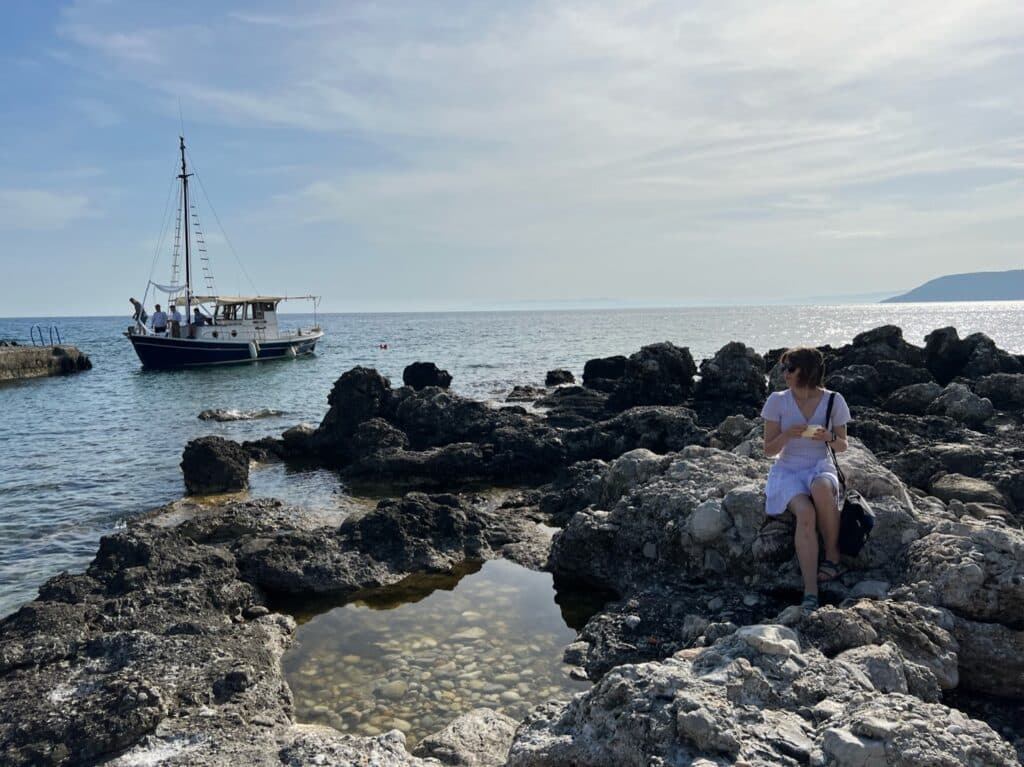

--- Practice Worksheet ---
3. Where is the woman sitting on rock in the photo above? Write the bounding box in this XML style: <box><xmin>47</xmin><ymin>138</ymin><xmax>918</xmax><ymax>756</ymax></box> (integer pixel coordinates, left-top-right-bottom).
<box><xmin>761</xmin><ymin>347</ymin><xmax>850</xmax><ymax>613</ymax></box>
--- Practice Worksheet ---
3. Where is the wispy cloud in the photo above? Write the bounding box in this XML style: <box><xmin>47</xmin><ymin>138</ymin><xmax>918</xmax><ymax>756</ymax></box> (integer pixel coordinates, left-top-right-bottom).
<box><xmin>0</xmin><ymin>189</ymin><xmax>91</xmax><ymax>231</ymax></box>
<box><xmin>34</xmin><ymin>0</ymin><xmax>1024</xmax><ymax>302</ymax></box>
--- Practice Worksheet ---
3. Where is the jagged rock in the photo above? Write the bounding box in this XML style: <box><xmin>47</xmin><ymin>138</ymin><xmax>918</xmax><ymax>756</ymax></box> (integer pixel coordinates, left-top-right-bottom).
<box><xmin>505</xmin><ymin>624</ymin><xmax>1016</xmax><ymax>767</ymax></box>
<box><xmin>873</xmin><ymin>359</ymin><xmax>934</xmax><ymax>395</ymax></box>
<box><xmin>706</xmin><ymin>415</ymin><xmax>758</xmax><ymax>450</ymax></box>
<box><xmin>962</xmin><ymin>333</ymin><xmax>1023</xmax><ymax>379</ymax></box>
<box><xmin>929</xmin><ymin>473</ymin><xmax>1009</xmax><ymax>509</ymax></box>
<box><xmin>953</xmin><ymin>618</ymin><xmax>1024</xmax><ymax>699</ymax></box>
<box><xmin>411</xmin><ymin>707</ymin><xmax>518</xmax><ymax>766</ymax></box>
<box><xmin>607</xmin><ymin>342</ymin><xmax>697</xmax><ymax>411</ymax></box>
<box><xmin>564</xmin><ymin>406</ymin><xmax>706</xmax><ymax>461</ymax></box>
<box><xmin>881</xmin><ymin>382</ymin><xmax>943</xmax><ymax>415</ymax></box>
<box><xmin>544</xmin><ymin>369</ymin><xmax>574</xmax><ymax>386</ymax></box>
<box><xmin>535</xmin><ymin>386</ymin><xmax>609</xmax><ymax>427</ymax></box>
<box><xmin>924</xmin><ymin>327</ymin><xmax>970</xmax><ymax>385</ymax></box>
<box><xmin>278</xmin><ymin>727</ymin><xmax>435</xmax><ymax>766</ymax></box>
<box><xmin>538</xmin><ymin>460</ymin><xmax>607</xmax><ymax>525</ymax></box>
<box><xmin>582</xmin><ymin>355</ymin><xmax>628</xmax><ymax>392</ymax></box>
<box><xmin>926</xmin><ymin>382</ymin><xmax>995</xmax><ymax>427</ymax></box>
<box><xmin>849</xmin><ymin>409</ymin><xmax>976</xmax><ymax>459</ymax></box>
<box><xmin>829</xmin><ymin>325</ymin><xmax>925</xmax><ymax>371</ymax></box>
<box><xmin>825</xmin><ymin>364</ymin><xmax>880</xmax><ymax>407</ymax></box>
<box><xmin>281</xmin><ymin>422</ymin><xmax>317</xmax><ymax>449</ymax></box>
<box><xmin>180</xmin><ymin>436</ymin><xmax>249</xmax><ymax>494</ymax></box>
<box><xmin>351</xmin><ymin>417</ymin><xmax>411</xmax><ymax>456</ymax></box>
<box><xmin>317</xmin><ymin>366</ymin><xmax>394</xmax><ymax>451</ymax></box>
<box><xmin>403</xmin><ymin>361</ymin><xmax>453</xmax><ymax>390</ymax></box>
<box><xmin>694</xmin><ymin>341</ymin><xmax>766</xmax><ymax>408</ymax></box>
<box><xmin>904</xmin><ymin>519</ymin><xmax>1024</xmax><ymax>625</ymax></box>
<box><xmin>975</xmin><ymin>373</ymin><xmax>1024</xmax><ymax>409</ymax></box>
<box><xmin>340</xmin><ymin>492</ymin><xmax>488</xmax><ymax>572</ymax></box>
<box><xmin>505</xmin><ymin>385</ymin><xmax>546</xmax><ymax>402</ymax></box>
<box><xmin>925</xmin><ymin>327</ymin><xmax>1022</xmax><ymax>384</ymax></box>
<box><xmin>800</xmin><ymin>600</ymin><xmax>959</xmax><ymax>690</ymax></box>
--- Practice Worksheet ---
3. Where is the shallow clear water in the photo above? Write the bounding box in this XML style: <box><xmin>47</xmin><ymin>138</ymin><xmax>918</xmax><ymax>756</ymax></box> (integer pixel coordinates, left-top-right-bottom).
<box><xmin>281</xmin><ymin>558</ymin><xmax>593</xmax><ymax>745</ymax></box>
<box><xmin>1</xmin><ymin>302</ymin><xmax>1022</xmax><ymax>616</ymax></box>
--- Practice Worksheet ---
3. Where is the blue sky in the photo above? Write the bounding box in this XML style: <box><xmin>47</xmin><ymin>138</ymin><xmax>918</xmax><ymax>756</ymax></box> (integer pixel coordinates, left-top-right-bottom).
<box><xmin>1</xmin><ymin>0</ymin><xmax>1022</xmax><ymax>317</ymax></box>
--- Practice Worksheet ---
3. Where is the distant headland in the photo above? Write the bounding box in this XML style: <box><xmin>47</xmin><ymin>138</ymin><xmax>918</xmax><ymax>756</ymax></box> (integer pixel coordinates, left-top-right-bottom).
<box><xmin>882</xmin><ymin>269</ymin><xmax>1024</xmax><ymax>303</ymax></box>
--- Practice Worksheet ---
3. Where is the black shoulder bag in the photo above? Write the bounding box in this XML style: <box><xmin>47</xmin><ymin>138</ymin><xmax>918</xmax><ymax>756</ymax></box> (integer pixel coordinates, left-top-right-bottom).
<box><xmin>824</xmin><ymin>392</ymin><xmax>875</xmax><ymax>557</ymax></box>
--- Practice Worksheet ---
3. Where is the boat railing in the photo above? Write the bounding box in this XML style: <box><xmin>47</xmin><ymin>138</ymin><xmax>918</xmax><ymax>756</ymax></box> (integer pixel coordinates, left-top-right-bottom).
<box><xmin>31</xmin><ymin>325</ymin><xmax>63</xmax><ymax>347</ymax></box>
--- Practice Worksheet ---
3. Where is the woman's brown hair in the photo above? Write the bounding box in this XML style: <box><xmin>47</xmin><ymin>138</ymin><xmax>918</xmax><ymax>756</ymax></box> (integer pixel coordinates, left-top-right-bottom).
<box><xmin>782</xmin><ymin>347</ymin><xmax>825</xmax><ymax>388</ymax></box>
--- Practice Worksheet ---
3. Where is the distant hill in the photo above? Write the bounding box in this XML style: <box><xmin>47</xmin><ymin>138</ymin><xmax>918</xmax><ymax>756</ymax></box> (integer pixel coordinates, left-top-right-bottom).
<box><xmin>882</xmin><ymin>269</ymin><xmax>1024</xmax><ymax>303</ymax></box>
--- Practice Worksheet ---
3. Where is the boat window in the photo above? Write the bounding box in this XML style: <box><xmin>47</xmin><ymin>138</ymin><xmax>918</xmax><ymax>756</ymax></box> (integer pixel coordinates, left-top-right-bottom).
<box><xmin>219</xmin><ymin>304</ymin><xmax>239</xmax><ymax>321</ymax></box>
<box><xmin>252</xmin><ymin>303</ymin><xmax>264</xmax><ymax>320</ymax></box>
<box><xmin>260</xmin><ymin>301</ymin><xmax>276</xmax><ymax>313</ymax></box>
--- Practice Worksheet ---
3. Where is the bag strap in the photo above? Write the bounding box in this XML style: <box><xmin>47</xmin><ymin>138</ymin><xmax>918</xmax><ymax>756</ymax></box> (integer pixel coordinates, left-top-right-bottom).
<box><xmin>823</xmin><ymin>392</ymin><xmax>847</xmax><ymax>490</ymax></box>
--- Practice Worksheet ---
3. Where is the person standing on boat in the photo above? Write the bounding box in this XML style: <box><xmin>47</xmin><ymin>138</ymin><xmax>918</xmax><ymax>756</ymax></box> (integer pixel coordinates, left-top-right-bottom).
<box><xmin>129</xmin><ymin>297</ymin><xmax>147</xmax><ymax>324</ymax></box>
<box><xmin>150</xmin><ymin>304</ymin><xmax>168</xmax><ymax>336</ymax></box>
<box><xmin>168</xmin><ymin>302</ymin><xmax>183</xmax><ymax>338</ymax></box>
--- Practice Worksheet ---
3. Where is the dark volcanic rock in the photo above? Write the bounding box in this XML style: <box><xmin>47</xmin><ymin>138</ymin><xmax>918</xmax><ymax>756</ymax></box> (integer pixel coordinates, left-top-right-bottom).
<box><xmin>925</xmin><ymin>327</ymin><xmax>1023</xmax><ymax>384</ymax></box>
<box><xmin>506</xmin><ymin>384</ymin><xmax>546</xmax><ymax>402</ymax></box>
<box><xmin>535</xmin><ymin>386</ymin><xmax>609</xmax><ymax>428</ymax></box>
<box><xmin>874</xmin><ymin>359</ymin><xmax>934</xmax><ymax>395</ymax></box>
<box><xmin>694</xmin><ymin>341</ymin><xmax>766</xmax><ymax>410</ymax></box>
<box><xmin>582</xmin><ymin>355</ymin><xmax>628</xmax><ymax>392</ymax></box>
<box><xmin>830</xmin><ymin>325</ymin><xmax>925</xmax><ymax>370</ymax></box>
<box><xmin>403</xmin><ymin>361</ymin><xmax>453</xmax><ymax>390</ymax></box>
<box><xmin>975</xmin><ymin>373</ymin><xmax>1024</xmax><ymax>409</ymax></box>
<box><xmin>316</xmin><ymin>366</ymin><xmax>394</xmax><ymax>461</ymax></box>
<box><xmin>181</xmin><ymin>436</ymin><xmax>249</xmax><ymax>494</ymax></box>
<box><xmin>881</xmin><ymin>382</ymin><xmax>943</xmax><ymax>415</ymax></box>
<box><xmin>565</xmin><ymin>406</ymin><xmax>706</xmax><ymax>461</ymax></box>
<box><xmin>545</xmin><ymin>369</ymin><xmax>575</xmax><ymax>386</ymax></box>
<box><xmin>0</xmin><ymin>496</ymin><xmax>536</xmax><ymax>765</ymax></box>
<box><xmin>825</xmin><ymin>364</ymin><xmax>880</xmax><ymax>406</ymax></box>
<box><xmin>341</xmin><ymin>492</ymin><xmax>487</xmax><ymax>571</ymax></box>
<box><xmin>607</xmin><ymin>342</ymin><xmax>697</xmax><ymax>411</ymax></box>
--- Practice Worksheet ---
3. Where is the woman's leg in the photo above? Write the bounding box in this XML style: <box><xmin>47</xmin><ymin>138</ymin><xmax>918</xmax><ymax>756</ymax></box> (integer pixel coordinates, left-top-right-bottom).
<box><xmin>811</xmin><ymin>477</ymin><xmax>841</xmax><ymax>565</ymax></box>
<box><xmin>788</xmin><ymin>495</ymin><xmax>819</xmax><ymax>597</ymax></box>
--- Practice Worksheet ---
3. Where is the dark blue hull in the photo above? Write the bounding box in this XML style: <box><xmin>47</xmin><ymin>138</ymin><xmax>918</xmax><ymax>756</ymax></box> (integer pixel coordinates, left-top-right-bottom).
<box><xmin>127</xmin><ymin>334</ymin><xmax>320</xmax><ymax>369</ymax></box>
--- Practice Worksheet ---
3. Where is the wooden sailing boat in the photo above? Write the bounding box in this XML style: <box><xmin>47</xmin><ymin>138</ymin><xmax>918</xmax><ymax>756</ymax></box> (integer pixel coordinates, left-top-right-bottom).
<box><xmin>125</xmin><ymin>137</ymin><xmax>323</xmax><ymax>368</ymax></box>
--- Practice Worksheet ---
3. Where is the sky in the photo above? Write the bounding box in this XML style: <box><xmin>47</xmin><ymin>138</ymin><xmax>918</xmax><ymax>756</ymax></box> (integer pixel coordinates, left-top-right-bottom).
<box><xmin>0</xmin><ymin>0</ymin><xmax>1022</xmax><ymax>317</ymax></box>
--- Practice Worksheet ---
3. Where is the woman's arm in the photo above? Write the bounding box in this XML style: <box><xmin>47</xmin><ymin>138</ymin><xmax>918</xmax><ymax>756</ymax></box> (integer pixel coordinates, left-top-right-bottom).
<box><xmin>812</xmin><ymin>423</ymin><xmax>849</xmax><ymax>452</ymax></box>
<box><xmin>764</xmin><ymin>420</ymin><xmax>806</xmax><ymax>456</ymax></box>
<box><xmin>829</xmin><ymin>424</ymin><xmax>849</xmax><ymax>453</ymax></box>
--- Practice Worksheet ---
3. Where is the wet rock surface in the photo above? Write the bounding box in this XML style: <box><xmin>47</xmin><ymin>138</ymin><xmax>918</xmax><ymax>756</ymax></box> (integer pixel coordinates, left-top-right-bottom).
<box><xmin>181</xmin><ymin>435</ymin><xmax>250</xmax><ymax>494</ymax></box>
<box><xmin>0</xmin><ymin>495</ymin><xmax>539</xmax><ymax>766</ymax></box>
<box><xmin>404</xmin><ymin>361</ymin><xmax>454</xmax><ymax>391</ymax></box>
<box><xmin>5</xmin><ymin>323</ymin><xmax>1024</xmax><ymax>765</ymax></box>
<box><xmin>198</xmin><ymin>408</ymin><xmax>285</xmax><ymax>422</ymax></box>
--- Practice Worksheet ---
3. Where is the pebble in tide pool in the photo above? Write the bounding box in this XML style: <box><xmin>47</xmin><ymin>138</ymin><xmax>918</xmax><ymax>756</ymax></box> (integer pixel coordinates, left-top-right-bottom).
<box><xmin>282</xmin><ymin>559</ymin><xmax>591</xmax><ymax>747</ymax></box>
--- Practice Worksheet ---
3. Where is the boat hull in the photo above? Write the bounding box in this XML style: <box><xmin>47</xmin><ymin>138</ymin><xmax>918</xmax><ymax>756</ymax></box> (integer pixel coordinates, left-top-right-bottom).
<box><xmin>127</xmin><ymin>333</ymin><xmax>321</xmax><ymax>369</ymax></box>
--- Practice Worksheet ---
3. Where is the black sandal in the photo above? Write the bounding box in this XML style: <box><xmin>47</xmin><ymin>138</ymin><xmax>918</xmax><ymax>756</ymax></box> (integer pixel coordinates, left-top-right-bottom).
<box><xmin>818</xmin><ymin>559</ymin><xmax>842</xmax><ymax>583</ymax></box>
<box><xmin>800</xmin><ymin>594</ymin><xmax>819</xmax><ymax>614</ymax></box>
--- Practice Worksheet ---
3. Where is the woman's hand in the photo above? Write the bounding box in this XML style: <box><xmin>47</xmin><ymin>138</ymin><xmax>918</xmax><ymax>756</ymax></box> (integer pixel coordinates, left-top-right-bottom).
<box><xmin>784</xmin><ymin>425</ymin><xmax>808</xmax><ymax>440</ymax></box>
<box><xmin>807</xmin><ymin>427</ymin><xmax>830</xmax><ymax>441</ymax></box>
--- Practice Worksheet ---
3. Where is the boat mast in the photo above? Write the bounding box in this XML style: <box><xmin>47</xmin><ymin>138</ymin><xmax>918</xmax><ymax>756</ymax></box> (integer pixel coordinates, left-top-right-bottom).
<box><xmin>178</xmin><ymin>136</ymin><xmax>193</xmax><ymax>319</ymax></box>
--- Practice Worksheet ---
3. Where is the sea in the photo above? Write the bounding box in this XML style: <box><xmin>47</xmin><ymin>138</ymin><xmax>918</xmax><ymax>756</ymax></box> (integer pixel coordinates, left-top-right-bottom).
<box><xmin>1</xmin><ymin>302</ymin><xmax>1023</xmax><ymax>618</ymax></box>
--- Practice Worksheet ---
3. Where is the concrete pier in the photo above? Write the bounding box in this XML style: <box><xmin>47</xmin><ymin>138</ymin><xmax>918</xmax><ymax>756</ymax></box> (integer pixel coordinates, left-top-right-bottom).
<box><xmin>0</xmin><ymin>345</ymin><xmax>92</xmax><ymax>382</ymax></box>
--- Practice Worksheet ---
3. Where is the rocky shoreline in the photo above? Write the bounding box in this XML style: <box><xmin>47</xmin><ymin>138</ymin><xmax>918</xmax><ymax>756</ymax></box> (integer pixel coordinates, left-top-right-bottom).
<box><xmin>2</xmin><ymin>324</ymin><xmax>1023</xmax><ymax>765</ymax></box>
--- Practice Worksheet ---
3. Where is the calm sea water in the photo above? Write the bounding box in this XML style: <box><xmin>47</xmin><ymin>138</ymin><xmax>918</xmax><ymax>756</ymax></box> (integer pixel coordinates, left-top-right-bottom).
<box><xmin>1</xmin><ymin>302</ymin><xmax>1022</xmax><ymax>617</ymax></box>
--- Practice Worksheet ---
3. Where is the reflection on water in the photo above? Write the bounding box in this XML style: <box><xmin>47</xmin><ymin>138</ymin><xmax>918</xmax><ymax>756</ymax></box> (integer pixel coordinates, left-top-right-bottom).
<box><xmin>282</xmin><ymin>558</ymin><xmax>596</xmax><ymax>746</ymax></box>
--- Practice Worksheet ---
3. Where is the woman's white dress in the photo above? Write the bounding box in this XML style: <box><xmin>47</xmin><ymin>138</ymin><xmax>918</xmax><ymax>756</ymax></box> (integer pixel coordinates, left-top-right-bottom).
<box><xmin>761</xmin><ymin>389</ymin><xmax>851</xmax><ymax>517</ymax></box>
